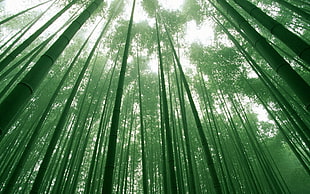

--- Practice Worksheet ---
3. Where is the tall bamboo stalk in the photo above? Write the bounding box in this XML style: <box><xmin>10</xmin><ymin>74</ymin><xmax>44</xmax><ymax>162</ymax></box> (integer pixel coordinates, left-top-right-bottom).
<box><xmin>0</xmin><ymin>0</ymin><xmax>50</xmax><ymax>25</ymax></box>
<box><xmin>0</xmin><ymin>0</ymin><xmax>76</xmax><ymax>71</ymax></box>
<box><xmin>0</xmin><ymin>18</ymin><xmax>97</xmax><ymax>192</ymax></box>
<box><xmin>274</xmin><ymin>0</ymin><xmax>310</xmax><ymax>22</ymax></box>
<box><xmin>232</xmin><ymin>0</ymin><xmax>310</xmax><ymax>64</ymax></box>
<box><xmin>212</xmin><ymin>0</ymin><xmax>310</xmax><ymax>111</ymax></box>
<box><xmin>137</xmin><ymin>51</ymin><xmax>149</xmax><ymax>194</ymax></box>
<box><xmin>102</xmin><ymin>0</ymin><xmax>136</xmax><ymax>193</ymax></box>
<box><xmin>155</xmin><ymin>15</ymin><xmax>178</xmax><ymax>194</ymax></box>
<box><xmin>30</xmin><ymin>17</ymin><xmax>105</xmax><ymax>193</ymax></box>
<box><xmin>212</xmin><ymin>15</ymin><xmax>310</xmax><ymax>149</ymax></box>
<box><xmin>161</xmin><ymin>15</ymin><xmax>222</xmax><ymax>194</ymax></box>
<box><xmin>0</xmin><ymin>0</ymin><xmax>103</xmax><ymax>134</ymax></box>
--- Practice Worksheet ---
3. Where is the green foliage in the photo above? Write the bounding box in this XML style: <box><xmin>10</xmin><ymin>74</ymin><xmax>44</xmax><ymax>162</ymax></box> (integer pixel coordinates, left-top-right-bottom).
<box><xmin>183</xmin><ymin>0</ymin><xmax>205</xmax><ymax>23</ymax></box>
<box><xmin>0</xmin><ymin>0</ymin><xmax>309</xmax><ymax>193</ymax></box>
<box><xmin>141</xmin><ymin>0</ymin><xmax>159</xmax><ymax>17</ymax></box>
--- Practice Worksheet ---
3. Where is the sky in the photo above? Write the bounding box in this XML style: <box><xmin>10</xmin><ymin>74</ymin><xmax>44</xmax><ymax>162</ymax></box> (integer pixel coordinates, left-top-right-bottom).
<box><xmin>1</xmin><ymin>0</ymin><xmax>270</xmax><ymax>123</ymax></box>
<box><xmin>3</xmin><ymin>0</ymin><xmax>214</xmax><ymax>46</ymax></box>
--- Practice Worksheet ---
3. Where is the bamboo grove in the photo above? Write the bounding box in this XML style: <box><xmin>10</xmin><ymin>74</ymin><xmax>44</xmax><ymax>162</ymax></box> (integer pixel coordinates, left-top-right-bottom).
<box><xmin>0</xmin><ymin>0</ymin><xmax>309</xmax><ymax>193</ymax></box>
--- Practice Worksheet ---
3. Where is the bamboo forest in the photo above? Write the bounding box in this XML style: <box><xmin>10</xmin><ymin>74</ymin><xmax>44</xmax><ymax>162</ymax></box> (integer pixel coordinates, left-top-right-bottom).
<box><xmin>0</xmin><ymin>0</ymin><xmax>309</xmax><ymax>193</ymax></box>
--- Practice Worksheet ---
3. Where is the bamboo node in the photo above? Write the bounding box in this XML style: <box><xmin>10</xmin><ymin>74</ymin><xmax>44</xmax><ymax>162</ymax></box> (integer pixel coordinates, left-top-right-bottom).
<box><xmin>18</xmin><ymin>82</ymin><xmax>34</xmax><ymax>94</ymax></box>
